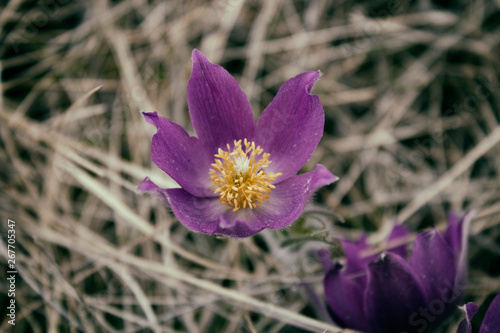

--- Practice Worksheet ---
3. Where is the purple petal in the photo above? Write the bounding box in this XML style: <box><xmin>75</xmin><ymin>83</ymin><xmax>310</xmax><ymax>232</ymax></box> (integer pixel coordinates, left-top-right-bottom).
<box><xmin>143</xmin><ymin>112</ymin><xmax>215</xmax><ymax>197</ymax></box>
<box><xmin>140</xmin><ymin>178</ymin><xmax>254</xmax><ymax>236</ymax></box>
<box><xmin>444</xmin><ymin>212</ymin><xmax>469</xmax><ymax>257</ymax></box>
<box><xmin>142</xmin><ymin>165</ymin><xmax>335</xmax><ymax>237</ymax></box>
<box><xmin>252</xmin><ymin>164</ymin><xmax>337</xmax><ymax>229</ymax></box>
<box><xmin>316</xmin><ymin>248</ymin><xmax>333</xmax><ymax>271</ymax></box>
<box><xmin>340</xmin><ymin>235</ymin><xmax>374</xmax><ymax>289</ymax></box>
<box><xmin>387</xmin><ymin>224</ymin><xmax>411</xmax><ymax>259</ymax></box>
<box><xmin>409</xmin><ymin>230</ymin><xmax>457</xmax><ymax>303</ymax></box>
<box><xmin>443</xmin><ymin>213</ymin><xmax>462</xmax><ymax>254</ymax></box>
<box><xmin>187</xmin><ymin>50</ymin><xmax>255</xmax><ymax>154</ymax></box>
<box><xmin>365</xmin><ymin>253</ymin><xmax>428</xmax><ymax>333</ymax></box>
<box><xmin>323</xmin><ymin>263</ymin><xmax>370</xmax><ymax>332</ymax></box>
<box><xmin>340</xmin><ymin>225</ymin><xmax>411</xmax><ymax>289</ymax></box>
<box><xmin>254</xmin><ymin>71</ymin><xmax>325</xmax><ymax>181</ymax></box>
<box><xmin>138</xmin><ymin>177</ymin><xmax>170</xmax><ymax>206</ymax></box>
<box><xmin>166</xmin><ymin>188</ymin><xmax>266</xmax><ymax>237</ymax></box>
<box><xmin>444</xmin><ymin>211</ymin><xmax>474</xmax><ymax>290</ymax></box>
<box><xmin>457</xmin><ymin>303</ymin><xmax>478</xmax><ymax>333</ymax></box>
<box><xmin>480</xmin><ymin>292</ymin><xmax>500</xmax><ymax>333</ymax></box>
<box><xmin>409</xmin><ymin>229</ymin><xmax>462</xmax><ymax>327</ymax></box>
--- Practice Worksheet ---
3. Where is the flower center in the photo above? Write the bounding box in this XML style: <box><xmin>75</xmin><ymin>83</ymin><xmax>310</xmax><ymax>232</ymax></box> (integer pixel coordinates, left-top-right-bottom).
<box><xmin>209</xmin><ymin>139</ymin><xmax>282</xmax><ymax>211</ymax></box>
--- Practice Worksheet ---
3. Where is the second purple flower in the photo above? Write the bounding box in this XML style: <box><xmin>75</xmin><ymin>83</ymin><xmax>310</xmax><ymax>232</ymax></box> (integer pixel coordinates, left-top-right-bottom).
<box><xmin>323</xmin><ymin>212</ymin><xmax>473</xmax><ymax>333</ymax></box>
<box><xmin>139</xmin><ymin>50</ymin><xmax>337</xmax><ymax>237</ymax></box>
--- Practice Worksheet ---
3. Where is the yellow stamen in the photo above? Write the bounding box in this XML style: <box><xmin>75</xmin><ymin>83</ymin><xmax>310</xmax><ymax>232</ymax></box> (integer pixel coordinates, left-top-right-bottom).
<box><xmin>209</xmin><ymin>139</ymin><xmax>282</xmax><ymax>211</ymax></box>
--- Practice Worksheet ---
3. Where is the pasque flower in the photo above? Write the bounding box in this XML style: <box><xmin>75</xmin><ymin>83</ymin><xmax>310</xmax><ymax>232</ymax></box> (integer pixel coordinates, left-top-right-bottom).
<box><xmin>322</xmin><ymin>212</ymin><xmax>473</xmax><ymax>333</ymax></box>
<box><xmin>457</xmin><ymin>292</ymin><xmax>500</xmax><ymax>333</ymax></box>
<box><xmin>139</xmin><ymin>50</ymin><xmax>337</xmax><ymax>237</ymax></box>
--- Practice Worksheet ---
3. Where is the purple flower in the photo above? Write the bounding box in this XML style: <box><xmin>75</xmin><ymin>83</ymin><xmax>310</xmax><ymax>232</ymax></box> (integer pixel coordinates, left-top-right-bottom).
<box><xmin>139</xmin><ymin>50</ymin><xmax>337</xmax><ymax>237</ymax></box>
<box><xmin>322</xmin><ymin>212</ymin><xmax>473</xmax><ymax>333</ymax></box>
<box><xmin>457</xmin><ymin>292</ymin><xmax>500</xmax><ymax>333</ymax></box>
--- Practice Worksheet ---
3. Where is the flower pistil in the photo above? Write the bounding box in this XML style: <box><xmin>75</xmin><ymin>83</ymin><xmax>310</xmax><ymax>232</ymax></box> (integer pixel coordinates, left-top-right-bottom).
<box><xmin>209</xmin><ymin>139</ymin><xmax>282</xmax><ymax>211</ymax></box>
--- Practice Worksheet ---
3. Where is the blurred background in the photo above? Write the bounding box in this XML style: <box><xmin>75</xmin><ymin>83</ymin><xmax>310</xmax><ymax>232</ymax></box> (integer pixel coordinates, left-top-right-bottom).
<box><xmin>1</xmin><ymin>0</ymin><xmax>499</xmax><ymax>332</ymax></box>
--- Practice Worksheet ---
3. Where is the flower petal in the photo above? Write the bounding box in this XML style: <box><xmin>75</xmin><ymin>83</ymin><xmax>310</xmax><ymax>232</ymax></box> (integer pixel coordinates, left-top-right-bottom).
<box><xmin>254</xmin><ymin>71</ymin><xmax>325</xmax><ymax>181</ymax></box>
<box><xmin>409</xmin><ymin>230</ymin><xmax>458</xmax><ymax>303</ymax></box>
<box><xmin>252</xmin><ymin>164</ymin><xmax>337</xmax><ymax>229</ymax></box>
<box><xmin>457</xmin><ymin>302</ymin><xmax>478</xmax><ymax>333</ymax></box>
<box><xmin>443</xmin><ymin>211</ymin><xmax>474</xmax><ymax>289</ymax></box>
<box><xmin>138</xmin><ymin>177</ymin><xmax>170</xmax><ymax>206</ymax></box>
<box><xmin>444</xmin><ymin>212</ymin><xmax>473</xmax><ymax>258</ymax></box>
<box><xmin>142</xmin><ymin>165</ymin><xmax>335</xmax><ymax>237</ymax></box>
<box><xmin>409</xmin><ymin>229</ymin><xmax>462</xmax><ymax>328</ymax></box>
<box><xmin>139</xmin><ymin>178</ymin><xmax>248</xmax><ymax>234</ymax></box>
<box><xmin>187</xmin><ymin>50</ymin><xmax>255</xmax><ymax>154</ymax></box>
<box><xmin>316</xmin><ymin>248</ymin><xmax>333</xmax><ymax>271</ymax></box>
<box><xmin>387</xmin><ymin>224</ymin><xmax>411</xmax><ymax>259</ymax></box>
<box><xmin>340</xmin><ymin>235</ymin><xmax>374</xmax><ymax>289</ymax></box>
<box><xmin>480</xmin><ymin>292</ymin><xmax>500</xmax><ymax>333</ymax></box>
<box><xmin>443</xmin><ymin>213</ymin><xmax>462</xmax><ymax>254</ymax></box>
<box><xmin>323</xmin><ymin>263</ymin><xmax>370</xmax><ymax>332</ymax></box>
<box><xmin>340</xmin><ymin>225</ymin><xmax>410</xmax><ymax>291</ymax></box>
<box><xmin>165</xmin><ymin>187</ymin><xmax>267</xmax><ymax>237</ymax></box>
<box><xmin>143</xmin><ymin>112</ymin><xmax>215</xmax><ymax>197</ymax></box>
<box><xmin>365</xmin><ymin>253</ymin><xmax>428</xmax><ymax>333</ymax></box>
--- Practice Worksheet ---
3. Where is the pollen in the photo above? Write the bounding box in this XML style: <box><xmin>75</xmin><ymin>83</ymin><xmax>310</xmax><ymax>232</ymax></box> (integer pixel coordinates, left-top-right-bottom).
<box><xmin>209</xmin><ymin>139</ymin><xmax>282</xmax><ymax>212</ymax></box>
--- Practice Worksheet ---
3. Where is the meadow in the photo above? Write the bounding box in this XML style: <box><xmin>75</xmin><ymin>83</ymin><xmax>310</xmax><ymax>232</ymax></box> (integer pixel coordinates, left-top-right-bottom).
<box><xmin>1</xmin><ymin>0</ymin><xmax>499</xmax><ymax>332</ymax></box>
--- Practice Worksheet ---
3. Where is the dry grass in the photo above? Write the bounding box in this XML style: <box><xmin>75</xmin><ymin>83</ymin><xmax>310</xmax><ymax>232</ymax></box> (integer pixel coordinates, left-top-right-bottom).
<box><xmin>1</xmin><ymin>0</ymin><xmax>500</xmax><ymax>332</ymax></box>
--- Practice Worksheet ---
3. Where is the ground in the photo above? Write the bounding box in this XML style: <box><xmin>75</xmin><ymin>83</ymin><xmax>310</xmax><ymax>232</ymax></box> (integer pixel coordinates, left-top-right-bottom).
<box><xmin>1</xmin><ymin>0</ymin><xmax>499</xmax><ymax>332</ymax></box>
